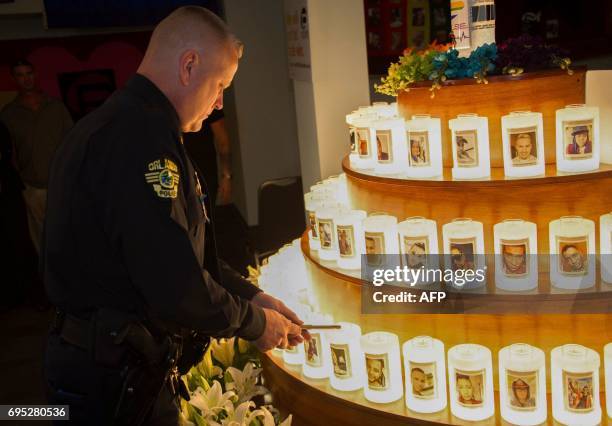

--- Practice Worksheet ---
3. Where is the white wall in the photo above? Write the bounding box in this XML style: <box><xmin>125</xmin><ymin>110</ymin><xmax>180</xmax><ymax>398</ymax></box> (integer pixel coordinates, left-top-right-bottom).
<box><xmin>223</xmin><ymin>0</ymin><xmax>301</xmax><ymax>226</ymax></box>
<box><xmin>292</xmin><ymin>0</ymin><xmax>370</xmax><ymax>192</ymax></box>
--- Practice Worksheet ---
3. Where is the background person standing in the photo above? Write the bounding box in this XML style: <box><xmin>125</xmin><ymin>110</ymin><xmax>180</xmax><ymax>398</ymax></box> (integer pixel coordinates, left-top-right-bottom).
<box><xmin>0</xmin><ymin>59</ymin><xmax>73</xmax><ymax>253</ymax></box>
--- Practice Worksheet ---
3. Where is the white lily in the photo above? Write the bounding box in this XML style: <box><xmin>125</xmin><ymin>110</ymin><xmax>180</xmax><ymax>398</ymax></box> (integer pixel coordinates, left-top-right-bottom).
<box><xmin>226</xmin><ymin>362</ymin><xmax>267</xmax><ymax>404</ymax></box>
<box><xmin>210</xmin><ymin>338</ymin><xmax>236</xmax><ymax>369</ymax></box>
<box><xmin>237</xmin><ymin>338</ymin><xmax>250</xmax><ymax>354</ymax></box>
<box><xmin>197</xmin><ymin>347</ymin><xmax>223</xmax><ymax>380</ymax></box>
<box><xmin>189</xmin><ymin>381</ymin><xmax>236</xmax><ymax>419</ymax></box>
<box><xmin>257</xmin><ymin>405</ymin><xmax>293</xmax><ymax>426</ymax></box>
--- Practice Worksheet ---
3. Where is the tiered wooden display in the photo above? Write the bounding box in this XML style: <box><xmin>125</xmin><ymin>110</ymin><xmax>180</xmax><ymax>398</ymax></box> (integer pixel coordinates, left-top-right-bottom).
<box><xmin>262</xmin><ymin>69</ymin><xmax>612</xmax><ymax>426</ymax></box>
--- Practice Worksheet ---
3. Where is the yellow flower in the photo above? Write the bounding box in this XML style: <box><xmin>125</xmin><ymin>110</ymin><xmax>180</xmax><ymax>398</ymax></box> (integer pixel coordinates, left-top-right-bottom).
<box><xmin>210</xmin><ymin>338</ymin><xmax>236</xmax><ymax>369</ymax></box>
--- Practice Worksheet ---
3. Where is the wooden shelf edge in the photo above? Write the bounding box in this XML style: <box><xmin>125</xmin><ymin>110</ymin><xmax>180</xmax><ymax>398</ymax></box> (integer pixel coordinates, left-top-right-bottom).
<box><xmin>342</xmin><ymin>156</ymin><xmax>612</xmax><ymax>188</ymax></box>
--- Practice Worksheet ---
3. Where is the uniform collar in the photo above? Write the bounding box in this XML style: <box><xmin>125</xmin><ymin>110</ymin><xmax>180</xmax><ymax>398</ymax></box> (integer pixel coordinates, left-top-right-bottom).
<box><xmin>125</xmin><ymin>73</ymin><xmax>181</xmax><ymax>134</ymax></box>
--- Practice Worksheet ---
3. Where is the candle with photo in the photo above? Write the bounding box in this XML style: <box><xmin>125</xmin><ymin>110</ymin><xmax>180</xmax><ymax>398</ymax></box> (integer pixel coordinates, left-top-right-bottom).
<box><xmin>549</xmin><ymin>216</ymin><xmax>596</xmax><ymax>290</ymax></box>
<box><xmin>360</xmin><ymin>332</ymin><xmax>404</xmax><ymax>403</ymax></box>
<box><xmin>405</xmin><ymin>115</ymin><xmax>443</xmax><ymax>178</ymax></box>
<box><xmin>600</xmin><ymin>212</ymin><xmax>612</xmax><ymax>284</ymax></box>
<box><xmin>398</xmin><ymin>217</ymin><xmax>439</xmax><ymax>286</ymax></box>
<box><xmin>551</xmin><ymin>344</ymin><xmax>601</xmax><ymax>426</ymax></box>
<box><xmin>442</xmin><ymin>218</ymin><xmax>486</xmax><ymax>290</ymax></box>
<box><xmin>605</xmin><ymin>343</ymin><xmax>612</xmax><ymax>419</ymax></box>
<box><xmin>447</xmin><ymin>343</ymin><xmax>495</xmax><ymax>421</ymax></box>
<box><xmin>499</xmin><ymin>344</ymin><xmax>547</xmax><ymax>425</ymax></box>
<box><xmin>335</xmin><ymin>209</ymin><xmax>367</xmax><ymax>270</ymax></box>
<box><xmin>351</xmin><ymin>113</ymin><xmax>378</xmax><ymax>170</ymax></box>
<box><xmin>302</xmin><ymin>312</ymin><xmax>334</xmax><ymax>379</ymax></box>
<box><xmin>372</xmin><ymin>117</ymin><xmax>409</xmax><ymax>175</ymax></box>
<box><xmin>304</xmin><ymin>192</ymin><xmax>321</xmax><ymax>251</ymax></box>
<box><xmin>315</xmin><ymin>203</ymin><xmax>347</xmax><ymax>262</ymax></box>
<box><xmin>448</xmin><ymin>114</ymin><xmax>491</xmax><ymax>179</ymax></box>
<box><xmin>346</xmin><ymin>111</ymin><xmax>360</xmax><ymax>165</ymax></box>
<box><xmin>501</xmin><ymin>111</ymin><xmax>545</xmax><ymax>177</ymax></box>
<box><xmin>493</xmin><ymin>219</ymin><xmax>538</xmax><ymax>292</ymax></box>
<box><xmin>403</xmin><ymin>336</ymin><xmax>447</xmax><ymax>413</ymax></box>
<box><xmin>555</xmin><ymin>104</ymin><xmax>600</xmax><ymax>172</ymax></box>
<box><xmin>363</xmin><ymin>214</ymin><xmax>399</xmax><ymax>269</ymax></box>
<box><xmin>327</xmin><ymin>322</ymin><xmax>366</xmax><ymax>392</ymax></box>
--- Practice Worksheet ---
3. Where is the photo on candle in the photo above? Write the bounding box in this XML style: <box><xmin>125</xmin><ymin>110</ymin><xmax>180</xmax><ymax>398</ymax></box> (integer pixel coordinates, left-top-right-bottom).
<box><xmin>308</xmin><ymin>211</ymin><xmax>318</xmax><ymax>238</ymax></box>
<box><xmin>562</xmin><ymin>370</ymin><xmax>594</xmax><ymax>412</ymax></box>
<box><xmin>358</xmin><ymin>128</ymin><xmax>371</xmax><ymax>158</ymax></box>
<box><xmin>450</xmin><ymin>238</ymin><xmax>476</xmax><ymax>272</ymax></box>
<box><xmin>501</xmin><ymin>238</ymin><xmax>529</xmax><ymax>277</ymax></box>
<box><xmin>366</xmin><ymin>353</ymin><xmax>389</xmax><ymax>390</ymax></box>
<box><xmin>331</xmin><ymin>343</ymin><xmax>352</xmax><ymax>378</ymax></box>
<box><xmin>506</xmin><ymin>369</ymin><xmax>538</xmax><ymax>410</ymax></box>
<box><xmin>408</xmin><ymin>131</ymin><xmax>430</xmax><ymax>166</ymax></box>
<box><xmin>455</xmin><ymin>369</ymin><xmax>485</xmax><ymax>407</ymax></box>
<box><xmin>557</xmin><ymin>236</ymin><xmax>589</xmax><ymax>275</ymax></box>
<box><xmin>337</xmin><ymin>225</ymin><xmax>355</xmax><ymax>258</ymax></box>
<box><xmin>305</xmin><ymin>333</ymin><xmax>322</xmax><ymax>367</ymax></box>
<box><xmin>562</xmin><ymin>119</ymin><xmax>594</xmax><ymax>160</ymax></box>
<box><xmin>403</xmin><ymin>235</ymin><xmax>429</xmax><ymax>269</ymax></box>
<box><xmin>365</xmin><ymin>232</ymin><xmax>385</xmax><ymax>266</ymax></box>
<box><xmin>409</xmin><ymin>361</ymin><xmax>437</xmax><ymax>399</ymax></box>
<box><xmin>376</xmin><ymin>130</ymin><xmax>393</xmax><ymax>163</ymax></box>
<box><xmin>318</xmin><ymin>219</ymin><xmax>334</xmax><ymax>249</ymax></box>
<box><xmin>454</xmin><ymin>130</ymin><xmax>479</xmax><ymax>167</ymax></box>
<box><xmin>509</xmin><ymin>127</ymin><xmax>538</xmax><ymax>166</ymax></box>
<box><xmin>349</xmin><ymin>127</ymin><xmax>357</xmax><ymax>153</ymax></box>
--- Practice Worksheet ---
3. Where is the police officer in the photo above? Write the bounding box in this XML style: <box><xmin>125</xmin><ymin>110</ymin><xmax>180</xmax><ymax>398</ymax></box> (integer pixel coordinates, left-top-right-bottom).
<box><xmin>42</xmin><ymin>7</ymin><xmax>305</xmax><ymax>425</ymax></box>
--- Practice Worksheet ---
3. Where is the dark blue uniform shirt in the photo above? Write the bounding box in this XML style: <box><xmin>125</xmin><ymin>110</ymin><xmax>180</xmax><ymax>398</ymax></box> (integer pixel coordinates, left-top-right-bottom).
<box><xmin>43</xmin><ymin>74</ymin><xmax>265</xmax><ymax>340</ymax></box>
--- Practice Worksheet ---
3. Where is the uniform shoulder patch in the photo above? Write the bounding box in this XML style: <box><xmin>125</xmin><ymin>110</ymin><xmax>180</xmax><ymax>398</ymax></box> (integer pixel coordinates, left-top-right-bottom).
<box><xmin>144</xmin><ymin>158</ymin><xmax>180</xmax><ymax>199</ymax></box>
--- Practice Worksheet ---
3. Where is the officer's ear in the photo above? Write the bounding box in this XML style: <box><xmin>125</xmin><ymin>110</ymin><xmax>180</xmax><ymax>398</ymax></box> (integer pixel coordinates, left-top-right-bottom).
<box><xmin>179</xmin><ymin>49</ymin><xmax>199</xmax><ymax>86</ymax></box>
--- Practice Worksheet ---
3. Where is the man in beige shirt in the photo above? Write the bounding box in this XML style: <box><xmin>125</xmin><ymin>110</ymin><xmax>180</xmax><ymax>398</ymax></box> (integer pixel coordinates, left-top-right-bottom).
<box><xmin>1</xmin><ymin>59</ymin><xmax>73</xmax><ymax>253</ymax></box>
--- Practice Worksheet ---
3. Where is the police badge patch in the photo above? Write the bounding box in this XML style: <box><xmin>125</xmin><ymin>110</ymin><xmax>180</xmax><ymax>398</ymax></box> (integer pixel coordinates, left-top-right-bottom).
<box><xmin>145</xmin><ymin>158</ymin><xmax>180</xmax><ymax>199</ymax></box>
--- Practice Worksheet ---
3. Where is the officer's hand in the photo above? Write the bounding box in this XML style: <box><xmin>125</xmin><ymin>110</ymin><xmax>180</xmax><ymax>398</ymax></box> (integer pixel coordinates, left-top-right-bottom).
<box><xmin>252</xmin><ymin>292</ymin><xmax>302</xmax><ymax>325</ymax></box>
<box><xmin>254</xmin><ymin>308</ymin><xmax>303</xmax><ymax>352</ymax></box>
<box><xmin>252</xmin><ymin>293</ymin><xmax>310</xmax><ymax>343</ymax></box>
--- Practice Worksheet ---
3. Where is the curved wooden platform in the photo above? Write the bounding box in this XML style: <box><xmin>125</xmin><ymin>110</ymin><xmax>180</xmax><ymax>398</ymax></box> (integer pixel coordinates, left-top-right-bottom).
<box><xmin>262</xmin><ymin>354</ymin><xmax>611</xmax><ymax>426</ymax></box>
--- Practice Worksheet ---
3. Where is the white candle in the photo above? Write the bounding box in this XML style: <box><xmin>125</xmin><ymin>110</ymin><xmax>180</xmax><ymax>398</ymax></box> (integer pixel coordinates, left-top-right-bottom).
<box><xmin>498</xmin><ymin>343</ymin><xmax>547</xmax><ymax>425</ymax></box>
<box><xmin>327</xmin><ymin>322</ymin><xmax>366</xmax><ymax>392</ymax></box>
<box><xmin>398</xmin><ymin>217</ymin><xmax>439</xmax><ymax>286</ymax></box>
<box><xmin>551</xmin><ymin>344</ymin><xmax>601</xmax><ymax>426</ymax></box>
<box><xmin>346</xmin><ymin>111</ymin><xmax>360</xmax><ymax>160</ymax></box>
<box><xmin>304</xmin><ymin>192</ymin><xmax>325</xmax><ymax>251</ymax></box>
<box><xmin>493</xmin><ymin>219</ymin><xmax>538</xmax><ymax>292</ymax></box>
<box><xmin>372</xmin><ymin>117</ymin><xmax>409</xmax><ymax>175</ymax></box>
<box><xmin>448</xmin><ymin>114</ymin><xmax>491</xmax><ymax>179</ymax></box>
<box><xmin>302</xmin><ymin>312</ymin><xmax>334</xmax><ymax>379</ymax></box>
<box><xmin>442</xmin><ymin>218</ymin><xmax>486</xmax><ymax>290</ymax></box>
<box><xmin>363</xmin><ymin>214</ymin><xmax>399</xmax><ymax>269</ymax></box>
<box><xmin>360</xmin><ymin>332</ymin><xmax>403</xmax><ymax>403</ymax></box>
<box><xmin>605</xmin><ymin>343</ymin><xmax>612</xmax><ymax>419</ymax></box>
<box><xmin>501</xmin><ymin>111</ymin><xmax>545</xmax><ymax>177</ymax></box>
<box><xmin>351</xmin><ymin>113</ymin><xmax>378</xmax><ymax>170</ymax></box>
<box><xmin>447</xmin><ymin>343</ymin><xmax>495</xmax><ymax>421</ymax></box>
<box><xmin>600</xmin><ymin>212</ymin><xmax>612</xmax><ymax>284</ymax></box>
<box><xmin>556</xmin><ymin>104</ymin><xmax>600</xmax><ymax>173</ymax></box>
<box><xmin>549</xmin><ymin>216</ymin><xmax>596</xmax><ymax>290</ymax></box>
<box><xmin>315</xmin><ymin>204</ymin><xmax>347</xmax><ymax>262</ymax></box>
<box><xmin>403</xmin><ymin>336</ymin><xmax>447</xmax><ymax>413</ymax></box>
<box><xmin>405</xmin><ymin>115</ymin><xmax>443</xmax><ymax>178</ymax></box>
<box><xmin>335</xmin><ymin>210</ymin><xmax>367</xmax><ymax>270</ymax></box>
